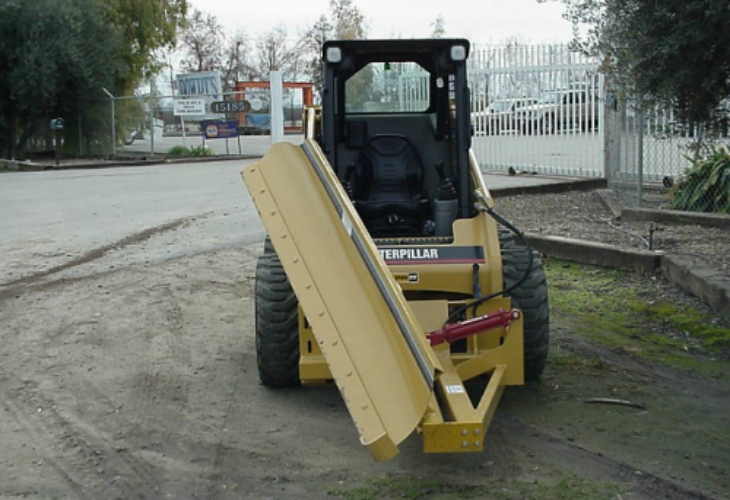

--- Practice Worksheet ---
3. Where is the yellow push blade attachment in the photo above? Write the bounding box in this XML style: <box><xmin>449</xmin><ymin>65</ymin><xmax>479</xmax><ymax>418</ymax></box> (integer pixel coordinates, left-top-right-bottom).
<box><xmin>243</xmin><ymin>140</ymin><xmax>441</xmax><ymax>461</ymax></box>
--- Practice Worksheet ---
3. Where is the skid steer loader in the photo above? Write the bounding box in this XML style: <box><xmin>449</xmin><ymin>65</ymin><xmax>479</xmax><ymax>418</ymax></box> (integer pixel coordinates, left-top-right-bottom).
<box><xmin>242</xmin><ymin>39</ymin><xmax>549</xmax><ymax>462</ymax></box>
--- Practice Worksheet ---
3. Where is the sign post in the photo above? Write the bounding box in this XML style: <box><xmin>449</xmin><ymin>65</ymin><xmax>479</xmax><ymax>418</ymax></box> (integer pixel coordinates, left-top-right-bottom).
<box><xmin>173</xmin><ymin>99</ymin><xmax>207</xmax><ymax>149</ymax></box>
<box><xmin>50</xmin><ymin>118</ymin><xmax>64</xmax><ymax>167</ymax></box>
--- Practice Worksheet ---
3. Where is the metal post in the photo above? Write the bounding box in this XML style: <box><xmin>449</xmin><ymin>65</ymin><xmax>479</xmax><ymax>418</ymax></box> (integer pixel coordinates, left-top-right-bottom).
<box><xmin>101</xmin><ymin>87</ymin><xmax>116</xmax><ymax>157</ymax></box>
<box><xmin>270</xmin><ymin>71</ymin><xmax>284</xmax><ymax>144</ymax></box>
<box><xmin>637</xmin><ymin>109</ymin><xmax>645</xmax><ymax>208</ymax></box>
<box><xmin>150</xmin><ymin>80</ymin><xmax>155</xmax><ymax>156</ymax></box>
<box><xmin>110</xmin><ymin>97</ymin><xmax>115</xmax><ymax>157</ymax></box>
<box><xmin>181</xmin><ymin>116</ymin><xmax>187</xmax><ymax>148</ymax></box>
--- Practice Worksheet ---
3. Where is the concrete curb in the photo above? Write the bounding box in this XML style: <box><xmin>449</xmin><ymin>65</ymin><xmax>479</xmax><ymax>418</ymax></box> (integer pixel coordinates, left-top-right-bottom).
<box><xmin>661</xmin><ymin>255</ymin><xmax>730</xmax><ymax>314</ymax></box>
<box><xmin>622</xmin><ymin>207</ymin><xmax>730</xmax><ymax>229</ymax></box>
<box><xmin>2</xmin><ymin>155</ymin><xmax>261</xmax><ymax>172</ymax></box>
<box><xmin>594</xmin><ymin>189</ymin><xmax>730</xmax><ymax>228</ymax></box>
<box><xmin>516</xmin><ymin>233</ymin><xmax>730</xmax><ymax>316</ymax></box>
<box><xmin>523</xmin><ymin>233</ymin><xmax>662</xmax><ymax>274</ymax></box>
<box><xmin>495</xmin><ymin>180</ymin><xmax>730</xmax><ymax>315</ymax></box>
<box><xmin>491</xmin><ymin>177</ymin><xmax>607</xmax><ymax>198</ymax></box>
<box><xmin>517</xmin><ymin>232</ymin><xmax>729</xmax><ymax>317</ymax></box>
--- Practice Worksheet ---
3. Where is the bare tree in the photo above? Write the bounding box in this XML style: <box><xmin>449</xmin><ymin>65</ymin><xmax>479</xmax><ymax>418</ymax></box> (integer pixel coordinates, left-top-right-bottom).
<box><xmin>179</xmin><ymin>9</ymin><xmax>224</xmax><ymax>73</ymax></box>
<box><xmin>302</xmin><ymin>15</ymin><xmax>333</xmax><ymax>94</ymax></box>
<box><xmin>220</xmin><ymin>30</ymin><xmax>257</xmax><ymax>90</ymax></box>
<box><xmin>253</xmin><ymin>25</ymin><xmax>304</xmax><ymax>81</ymax></box>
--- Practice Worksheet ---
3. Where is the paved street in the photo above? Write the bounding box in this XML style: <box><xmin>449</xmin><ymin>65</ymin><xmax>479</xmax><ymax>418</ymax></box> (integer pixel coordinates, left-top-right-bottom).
<box><xmin>121</xmin><ymin>133</ymin><xmax>302</xmax><ymax>157</ymax></box>
<box><xmin>0</xmin><ymin>159</ymin><xmax>265</xmax><ymax>285</ymax></box>
<box><xmin>0</xmin><ymin>156</ymin><xmax>581</xmax><ymax>286</ymax></box>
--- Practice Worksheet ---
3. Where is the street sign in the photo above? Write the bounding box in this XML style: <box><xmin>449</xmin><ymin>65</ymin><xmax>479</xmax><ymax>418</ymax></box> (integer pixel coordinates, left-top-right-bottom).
<box><xmin>174</xmin><ymin>98</ymin><xmax>206</xmax><ymax>116</ymax></box>
<box><xmin>210</xmin><ymin>100</ymin><xmax>251</xmax><ymax>114</ymax></box>
<box><xmin>203</xmin><ymin>120</ymin><xmax>239</xmax><ymax>139</ymax></box>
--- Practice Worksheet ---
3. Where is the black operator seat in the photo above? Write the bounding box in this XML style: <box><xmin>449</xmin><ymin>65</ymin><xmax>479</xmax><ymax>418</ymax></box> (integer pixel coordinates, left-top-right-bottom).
<box><xmin>348</xmin><ymin>134</ymin><xmax>429</xmax><ymax>236</ymax></box>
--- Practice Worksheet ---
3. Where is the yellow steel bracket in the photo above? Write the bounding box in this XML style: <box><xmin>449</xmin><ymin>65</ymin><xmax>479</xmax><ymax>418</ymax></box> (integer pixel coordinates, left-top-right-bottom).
<box><xmin>421</xmin><ymin>314</ymin><xmax>524</xmax><ymax>453</ymax></box>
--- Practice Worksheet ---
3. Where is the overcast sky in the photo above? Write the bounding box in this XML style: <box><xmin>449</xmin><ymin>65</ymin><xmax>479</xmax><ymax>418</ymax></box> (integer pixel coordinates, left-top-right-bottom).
<box><xmin>186</xmin><ymin>0</ymin><xmax>573</xmax><ymax>44</ymax></box>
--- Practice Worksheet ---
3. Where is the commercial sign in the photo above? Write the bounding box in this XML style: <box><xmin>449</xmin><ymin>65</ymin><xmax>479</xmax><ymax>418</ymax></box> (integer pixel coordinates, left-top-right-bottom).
<box><xmin>210</xmin><ymin>100</ymin><xmax>251</xmax><ymax>114</ymax></box>
<box><xmin>173</xmin><ymin>98</ymin><xmax>206</xmax><ymax>116</ymax></box>
<box><xmin>175</xmin><ymin>71</ymin><xmax>223</xmax><ymax>120</ymax></box>
<box><xmin>203</xmin><ymin>120</ymin><xmax>239</xmax><ymax>139</ymax></box>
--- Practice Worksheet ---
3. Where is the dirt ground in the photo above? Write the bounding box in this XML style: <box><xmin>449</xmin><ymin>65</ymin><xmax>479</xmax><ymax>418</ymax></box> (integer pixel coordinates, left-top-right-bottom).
<box><xmin>1</xmin><ymin>204</ymin><xmax>729</xmax><ymax>499</ymax></box>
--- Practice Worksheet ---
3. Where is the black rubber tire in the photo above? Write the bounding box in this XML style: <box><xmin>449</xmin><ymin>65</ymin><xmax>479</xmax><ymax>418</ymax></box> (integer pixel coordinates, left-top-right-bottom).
<box><xmin>498</xmin><ymin>227</ymin><xmax>515</xmax><ymax>247</ymax></box>
<box><xmin>255</xmin><ymin>243</ymin><xmax>300</xmax><ymax>388</ymax></box>
<box><xmin>500</xmin><ymin>241</ymin><xmax>550</xmax><ymax>380</ymax></box>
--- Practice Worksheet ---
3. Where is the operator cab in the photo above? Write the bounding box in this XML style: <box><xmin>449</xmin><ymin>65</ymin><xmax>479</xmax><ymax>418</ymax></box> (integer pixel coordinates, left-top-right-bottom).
<box><xmin>319</xmin><ymin>39</ymin><xmax>473</xmax><ymax>239</ymax></box>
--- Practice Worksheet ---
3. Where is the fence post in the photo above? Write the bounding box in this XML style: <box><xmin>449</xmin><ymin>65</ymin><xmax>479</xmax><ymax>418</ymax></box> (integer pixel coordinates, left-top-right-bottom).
<box><xmin>637</xmin><ymin>109</ymin><xmax>645</xmax><ymax>208</ymax></box>
<box><xmin>150</xmin><ymin>80</ymin><xmax>156</xmax><ymax>156</ymax></box>
<box><xmin>101</xmin><ymin>87</ymin><xmax>116</xmax><ymax>157</ymax></box>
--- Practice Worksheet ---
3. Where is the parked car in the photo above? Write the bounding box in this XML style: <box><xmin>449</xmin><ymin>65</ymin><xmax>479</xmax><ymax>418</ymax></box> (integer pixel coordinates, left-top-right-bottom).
<box><xmin>471</xmin><ymin>98</ymin><xmax>538</xmax><ymax>135</ymax></box>
<box><xmin>514</xmin><ymin>89</ymin><xmax>598</xmax><ymax>135</ymax></box>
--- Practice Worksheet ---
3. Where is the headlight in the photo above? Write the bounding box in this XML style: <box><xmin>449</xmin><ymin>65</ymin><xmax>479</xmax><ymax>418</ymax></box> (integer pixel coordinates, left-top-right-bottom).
<box><xmin>326</xmin><ymin>47</ymin><xmax>342</xmax><ymax>63</ymax></box>
<box><xmin>450</xmin><ymin>45</ymin><xmax>466</xmax><ymax>61</ymax></box>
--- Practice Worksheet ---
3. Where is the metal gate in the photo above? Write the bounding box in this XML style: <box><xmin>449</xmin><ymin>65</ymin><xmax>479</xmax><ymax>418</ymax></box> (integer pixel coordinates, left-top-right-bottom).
<box><xmin>467</xmin><ymin>45</ymin><xmax>604</xmax><ymax>177</ymax></box>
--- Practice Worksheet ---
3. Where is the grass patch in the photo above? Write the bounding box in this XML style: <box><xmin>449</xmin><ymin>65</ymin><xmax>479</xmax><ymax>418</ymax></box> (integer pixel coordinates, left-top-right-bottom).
<box><xmin>329</xmin><ymin>476</ymin><xmax>620</xmax><ymax>500</ymax></box>
<box><xmin>548</xmin><ymin>353</ymin><xmax>607</xmax><ymax>371</ymax></box>
<box><xmin>546</xmin><ymin>259</ymin><xmax>730</xmax><ymax>372</ymax></box>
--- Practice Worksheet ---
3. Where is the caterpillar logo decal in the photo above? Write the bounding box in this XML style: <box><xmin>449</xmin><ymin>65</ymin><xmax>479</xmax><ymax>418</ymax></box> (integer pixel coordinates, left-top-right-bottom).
<box><xmin>378</xmin><ymin>246</ymin><xmax>485</xmax><ymax>265</ymax></box>
<box><xmin>393</xmin><ymin>272</ymin><xmax>420</xmax><ymax>284</ymax></box>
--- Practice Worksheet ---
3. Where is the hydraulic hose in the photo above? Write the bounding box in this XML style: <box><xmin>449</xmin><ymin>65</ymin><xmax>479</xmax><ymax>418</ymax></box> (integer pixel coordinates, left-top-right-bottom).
<box><xmin>443</xmin><ymin>191</ymin><xmax>534</xmax><ymax>326</ymax></box>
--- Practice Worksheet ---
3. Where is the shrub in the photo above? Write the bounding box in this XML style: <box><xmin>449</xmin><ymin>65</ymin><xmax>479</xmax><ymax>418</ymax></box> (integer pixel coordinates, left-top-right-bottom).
<box><xmin>189</xmin><ymin>145</ymin><xmax>214</xmax><ymax>157</ymax></box>
<box><xmin>166</xmin><ymin>145</ymin><xmax>190</xmax><ymax>156</ymax></box>
<box><xmin>670</xmin><ymin>146</ymin><xmax>730</xmax><ymax>213</ymax></box>
<box><xmin>166</xmin><ymin>145</ymin><xmax>215</xmax><ymax>157</ymax></box>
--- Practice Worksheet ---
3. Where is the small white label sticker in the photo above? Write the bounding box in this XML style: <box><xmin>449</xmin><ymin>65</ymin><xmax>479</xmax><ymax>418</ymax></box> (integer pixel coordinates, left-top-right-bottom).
<box><xmin>446</xmin><ymin>385</ymin><xmax>465</xmax><ymax>394</ymax></box>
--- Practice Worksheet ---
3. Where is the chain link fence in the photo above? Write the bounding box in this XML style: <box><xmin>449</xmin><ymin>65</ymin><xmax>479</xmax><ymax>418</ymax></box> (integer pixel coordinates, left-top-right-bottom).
<box><xmin>114</xmin><ymin>89</ymin><xmax>307</xmax><ymax>158</ymax></box>
<box><xmin>606</xmin><ymin>96</ymin><xmax>730</xmax><ymax>213</ymax></box>
<box><xmin>17</xmin><ymin>88</ymin><xmax>306</xmax><ymax>161</ymax></box>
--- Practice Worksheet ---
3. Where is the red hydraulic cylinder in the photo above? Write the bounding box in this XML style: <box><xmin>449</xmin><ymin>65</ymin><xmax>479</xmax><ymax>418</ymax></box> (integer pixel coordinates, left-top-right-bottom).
<box><xmin>427</xmin><ymin>309</ymin><xmax>520</xmax><ymax>346</ymax></box>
